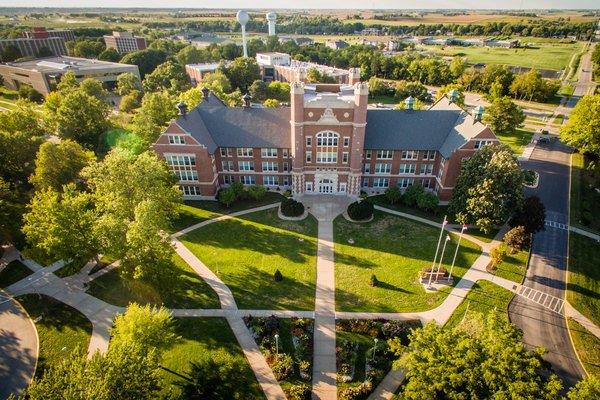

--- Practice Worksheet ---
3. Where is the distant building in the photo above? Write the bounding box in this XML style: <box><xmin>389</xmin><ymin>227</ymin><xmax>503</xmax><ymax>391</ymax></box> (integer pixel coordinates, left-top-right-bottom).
<box><xmin>103</xmin><ymin>31</ymin><xmax>147</xmax><ymax>54</ymax></box>
<box><xmin>24</xmin><ymin>27</ymin><xmax>75</xmax><ymax>42</ymax></box>
<box><xmin>358</xmin><ymin>39</ymin><xmax>379</xmax><ymax>47</ymax></box>
<box><xmin>325</xmin><ymin>40</ymin><xmax>349</xmax><ymax>50</ymax></box>
<box><xmin>280</xmin><ymin>36</ymin><xmax>314</xmax><ymax>46</ymax></box>
<box><xmin>483</xmin><ymin>39</ymin><xmax>519</xmax><ymax>48</ymax></box>
<box><xmin>0</xmin><ymin>56</ymin><xmax>140</xmax><ymax>95</ymax></box>
<box><xmin>0</xmin><ymin>36</ymin><xmax>67</xmax><ymax>60</ymax></box>
<box><xmin>359</xmin><ymin>28</ymin><xmax>381</xmax><ymax>36</ymax></box>
<box><xmin>185</xmin><ymin>63</ymin><xmax>223</xmax><ymax>85</ymax></box>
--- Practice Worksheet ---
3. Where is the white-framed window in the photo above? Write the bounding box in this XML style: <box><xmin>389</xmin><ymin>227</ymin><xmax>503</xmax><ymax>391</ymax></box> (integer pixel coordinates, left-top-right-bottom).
<box><xmin>261</xmin><ymin>148</ymin><xmax>278</xmax><ymax>158</ymax></box>
<box><xmin>168</xmin><ymin>135</ymin><xmax>185</xmax><ymax>145</ymax></box>
<box><xmin>181</xmin><ymin>186</ymin><xmax>199</xmax><ymax>196</ymax></box>
<box><xmin>283</xmin><ymin>148</ymin><xmax>289</xmax><ymax>157</ymax></box>
<box><xmin>362</xmin><ymin>178</ymin><xmax>370</xmax><ymax>187</ymax></box>
<box><xmin>376</xmin><ymin>150</ymin><xmax>393</xmax><ymax>160</ymax></box>
<box><xmin>364</xmin><ymin>163</ymin><xmax>371</xmax><ymax>173</ymax></box>
<box><xmin>263</xmin><ymin>176</ymin><xmax>279</xmax><ymax>186</ymax></box>
<box><xmin>343</xmin><ymin>137</ymin><xmax>350</xmax><ymax>147</ymax></box>
<box><xmin>420</xmin><ymin>164</ymin><xmax>433</xmax><ymax>175</ymax></box>
<box><xmin>220</xmin><ymin>147</ymin><xmax>232</xmax><ymax>157</ymax></box>
<box><xmin>262</xmin><ymin>161</ymin><xmax>278</xmax><ymax>172</ymax></box>
<box><xmin>306</xmin><ymin>151</ymin><xmax>312</xmax><ymax>163</ymax></box>
<box><xmin>422</xmin><ymin>150</ymin><xmax>435</xmax><ymax>160</ymax></box>
<box><xmin>375</xmin><ymin>163</ymin><xmax>391</xmax><ymax>174</ymax></box>
<box><xmin>398</xmin><ymin>178</ymin><xmax>414</xmax><ymax>188</ymax></box>
<box><xmin>401</xmin><ymin>150</ymin><xmax>418</xmax><ymax>160</ymax></box>
<box><xmin>474</xmin><ymin>140</ymin><xmax>494</xmax><ymax>149</ymax></box>
<box><xmin>306</xmin><ymin>136</ymin><xmax>312</xmax><ymax>146</ymax></box>
<box><xmin>239</xmin><ymin>161</ymin><xmax>254</xmax><ymax>171</ymax></box>
<box><xmin>240</xmin><ymin>175</ymin><xmax>255</xmax><ymax>185</ymax></box>
<box><xmin>438</xmin><ymin>157</ymin><xmax>446</xmax><ymax>179</ymax></box>
<box><xmin>422</xmin><ymin>179</ymin><xmax>432</xmax><ymax>189</ymax></box>
<box><xmin>316</xmin><ymin>131</ymin><xmax>339</xmax><ymax>146</ymax></box>
<box><xmin>222</xmin><ymin>160</ymin><xmax>234</xmax><ymax>171</ymax></box>
<box><xmin>317</xmin><ymin>152</ymin><xmax>338</xmax><ymax>163</ymax></box>
<box><xmin>373</xmin><ymin>178</ymin><xmax>389</xmax><ymax>188</ymax></box>
<box><xmin>165</xmin><ymin>154</ymin><xmax>197</xmax><ymax>182</ymax></box>
<box><xmin>224</xmin><ymin>175</ymin><xmax>234</xmax><ymax>184</ymax></box>
<box><xmin>283</xmin><ymin>176</ymin><xmax>289</xmax><ymax>186</ymax></box>
<box><xmin>237</xmin><ymin>148</ymin><xmax>253</xmax><ymax>157</ymax></box>
<box><xmin>342</xmin><ymin>152</ymin><xmax>349</xmax><ymax>163</ymax></box>
<box><xmin>399</xmin><ymin>163</ymin><xmax>416</xmax><ymax>174</ymax></box>
<box><xmin>365</xmin><ymin>150</ymin><xmax>372</xmax><ymax>160</ymax></box>
<box><xmin>283</xmin><ymin>162</ymin><xmax>289</xmax><ymax>171</ymax></box>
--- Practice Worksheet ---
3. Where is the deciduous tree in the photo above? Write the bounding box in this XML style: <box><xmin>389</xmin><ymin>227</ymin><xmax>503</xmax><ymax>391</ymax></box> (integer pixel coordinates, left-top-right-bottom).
<box><xmin>130</xmin><ymin>91</ymin><xmax>177</xmax><ymax>146</ymax></box>
<box><xmin>484</xmin><ymin>96</ymin><xmax>525</xmax><ymax>136</ymax></box>
<box><xmin>142</xmin><ymin>60</ymin><xmax>190</xmax><ymax>94</ymax></box>
<box><xmin>560</xmin><ymin>94</ymin><xmax>600</xmax><ymax>157</ymax></box>
<box><xmin>510</xmin><ymin>195</ymin><xmax>546</xmax><ymax>234</ymax></box>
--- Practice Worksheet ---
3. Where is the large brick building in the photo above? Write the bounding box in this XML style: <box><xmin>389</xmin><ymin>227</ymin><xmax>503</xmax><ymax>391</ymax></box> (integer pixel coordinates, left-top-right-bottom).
<box><xmin>103</xmin><ymin>31</ymin><xmax>147</xmax><ymax>54</ymax></box>
<box><xmin>152</xmin><ymin>83</ymin><xmax>498</xmax><ymax>202</ymax></box>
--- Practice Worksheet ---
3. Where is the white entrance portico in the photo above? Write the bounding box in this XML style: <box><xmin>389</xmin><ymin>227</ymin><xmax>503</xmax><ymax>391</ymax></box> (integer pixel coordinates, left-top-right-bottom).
<box><xmin>314</xmin><ymin>170</ymin><xmax>339</xmax><ymax>195</ymax></box>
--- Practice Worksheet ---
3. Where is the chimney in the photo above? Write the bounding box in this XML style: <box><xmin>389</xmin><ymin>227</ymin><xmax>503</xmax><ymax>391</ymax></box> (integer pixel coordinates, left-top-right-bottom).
<box><xmin>201</xmin><ymin>87</ymin><xmax>210</xmax><ymax>101</ymax></box>
<box><xmin>472</xmin><ymin>105</ymin><xmax>484</xmax><ymax>122</ymax></box>
<box><xmin>447</xmin><ymin>89</ymin><xmax>459</xmax><ymax>103</ymax></box>
<box><xmin>404</xmin><ymin>96</ymin><xmax>415</xmax><ymax>111</ymax></box>
<box><xmin>176</xmin><ymin>101</ymin><xmax>188</xmax><ymax>117</ymax></box>
<box><xmin>242</xmin><ymin>93</ymin><xmax>252</xmax><ymax>108</ymax></box>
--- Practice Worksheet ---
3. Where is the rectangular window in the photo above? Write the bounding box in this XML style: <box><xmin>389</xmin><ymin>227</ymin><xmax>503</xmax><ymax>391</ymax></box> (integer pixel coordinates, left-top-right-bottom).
<box><xmin>317</xmin><ymin>152</ymin><xmax>337</xmax><ymax>163</ymax></box>
<box><xmin>362</xmin><ymin>178</ymin><xmax>370</xmax><ymax>187</ymax></box>
<box><xmin>342</xmin><ymin>152</ymin><xmax>349</xmax><ymax>163</ymax></box>
<box><xmin>364</xmin><ymin>163</ymin><xmax>371</xmax><ymax>173</ymax></box>
<box><xmin>240</xmin><ymin>175</ymin><xmax>256</xmax><ymax>185</ymax></box>
<box><xmin>399</xmin><ymin>163</ymin><xmax>416</xmax><ymax>174</ymax></box>
<box><xmin>373</xmin><ymin>178</ymin><xmax>389</xmax><ymax>188</ymax></box>
<box><xmin>419</xmin><ymin>164</ymin><xmax>433</xmax><ymax>175</ymax></box>
<box><xmin>223</xmin><ymin>175</ymin><xmax>234</xmax><ymax>184</ymax></box>
<box><xmin>306</xmin><ymin>136</ymin><xmax>312</xmax><ymax>146</ymax></box>
<box><xmin>165</xmin><ymin>155</ymin><xmax>197</xmax><ymax>182</ymax></box>
<box><xmin>343</xmin><ymin>137</ymin><xmax>350</xmax><ymax>147</ymax></box>
<box><xmin>262</xmin><ymin>161</ymin><xmax>278</xmax><ymax>172</ymax></box>
<box><xmin>283</xmin><ymin>162</ymin><xmax>289</xmax><ymax>172</ymax></box>
<box><xmin>237</xmin><ymin>148</ymin><xmax>253</xmax><ymax>157</ymax></box>
<box><xmin>422</xmin><ymin>179</ymin><xmax>432</xmax><ymax>189</ymax></box>
<box><xmin>261</xmin><ymin>148</ymin><xmax>278</xmax><ymax>158</ymax></box>
<box><xmin>221</xmin><ymin>161</ymin><xmax>234</xmax><ymax>171</ymax></box>
<box><xmin>263</xmin><ymin>176</ymin><xmax>279</xmax><ymax>186</ymax></box>
<box><xmin>168</xmin><ymin>135</ymin><xmax>185</xmax><ymax>145</ymax></box>
<box><xmin>365</xmin><ymin>150</ymin><xmax>372</xmax><ymax>160</ymax></box>
<box><xmin>398</xmin><ymin>178</ymin><xmax>414</xmax><ymax>188</ymax></box>
<box><xmin>401</xmin><ymin>150</ymin><xmax>418</xmax><ymax>160</ymax></box>
<box><xmin>422</xmin><ymin>150</ymin><xmax>436</xmax><ymax>160</ymax></box>
<box><xmin>306</xmin><ymin>151</ymin><xmax>312</xmax><ymax>163</ymax></box>
<box><xmin>220</xmin><ymin>147</ymin><xmax>232</xmax><ymax>157</ymax></box>
<box><xmin>317</xmin><ymin>134</ymin><xmax>338</xmax><ymax>146</ymax></box>
<box><xmin>376</xmin><ymin>150</ymin><xmax>393</xmax><ymax>160</ymax></box>
<box><xmin>239</xmin><ymin>161</ymin><xmax>255</xmax><ymax>171</ymax></box>
<box><xmin>181</xmin><ymin>186</ymin><xmax>199</xmax><ymax>196</ymax></box>
<box><xmin>283</xmin><ymin>176</ymin><xmax>289</xmax><ymax>186</ymax></box>
<box><xmin>374</xmin><ymin>163</ymin><xmax>391</xmax><ymax>174</ymax></box>
<box><xmin>474</xmin><ymin>140</ymin><xmax>494</xmax><ymax>149</ymax></box>
<box><xmin>283</xmin><ymin>148</ymin><xmax>289</xmax><ymax>158</ymax></box>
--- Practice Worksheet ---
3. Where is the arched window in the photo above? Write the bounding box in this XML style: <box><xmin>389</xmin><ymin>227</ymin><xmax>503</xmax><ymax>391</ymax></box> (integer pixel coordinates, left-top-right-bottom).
<box><xmin>316</xmin><ymin>131</ymin><xmax>339</xmax><ymax>147</ymax></box>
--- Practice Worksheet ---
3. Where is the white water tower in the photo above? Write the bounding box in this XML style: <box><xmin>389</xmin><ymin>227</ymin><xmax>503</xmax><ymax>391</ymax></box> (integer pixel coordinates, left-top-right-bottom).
<box><xmin>266</xmin><ymin>12</ymin><xmax>277</xmax><ymax>36</ymax></box>
<box><xmin>236</xmin><ymin>10</ymin><xmax>250</xmax><ymax>57</ymax></box>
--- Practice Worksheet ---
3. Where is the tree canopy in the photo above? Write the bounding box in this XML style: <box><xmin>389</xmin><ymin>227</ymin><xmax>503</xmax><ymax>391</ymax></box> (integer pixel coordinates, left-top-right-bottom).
<box><xmin>142</xmin><ymin>60</ymin><xmax>190</xmax><ymax>94</ymax></box>
<box><xmin>560</xmin><ymin>94</ymin><xmax>600</xmax><ymax>157</ymax></box>
<box><xmin>484</xmin><ymin>96</ymin><xmax>526</xmax><ymax>136</ymax></box>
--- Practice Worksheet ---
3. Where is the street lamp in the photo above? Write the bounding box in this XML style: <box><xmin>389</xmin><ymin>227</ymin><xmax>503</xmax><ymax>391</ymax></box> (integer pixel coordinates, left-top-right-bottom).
<box><xmin>434</xmin><ymin>235</ymin><xmax>452</xmax><ymax>283</ymax></box>
<box><xmin>427</xmin><ymin>216</ymin><xmax>448</xmax><ymax>288</ymax></box>
<box><xmin>448</xmin><ymin>224</ymin><xmax>468</xmax><ymax>281</ymax></box>
<box><xmin>372</xmin><ymin>338</ymin><xmax>379</xmax><ymax>362</ymax></box>
<box><xmin>274</xmin><ymin>334</ymin><xmax>279</xmax><ymax>357</ymax></box>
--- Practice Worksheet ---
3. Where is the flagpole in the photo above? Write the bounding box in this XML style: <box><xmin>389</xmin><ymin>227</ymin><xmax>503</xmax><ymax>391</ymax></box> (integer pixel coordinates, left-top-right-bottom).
<box><xmin>448</xmin><ymin>224</ymin><xmax>467</xmax><ymax>281</ymax></box>
<box><xmin>435</xmin><ymin>235</ymin><xmax>451</xmax><ymax>282</ymax></box>
<box><xmin>427</xmin><ymin>215</ymin><xmax>447</xmax><ymax>288</ymax></box>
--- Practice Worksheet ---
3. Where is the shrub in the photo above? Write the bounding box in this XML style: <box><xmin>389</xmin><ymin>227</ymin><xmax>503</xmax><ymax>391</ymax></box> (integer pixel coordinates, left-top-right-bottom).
<box><xmin>384</xmin><ymin>186</ymin><xmax>402</xmax><ymax>205</ymax></box>
<box><xmin>18</xmin><ymin>84</ymin><xmax>43</xmax><ymax>103</ymax></box>
<box><xmin>247</xmin><ymin>184</ymin><xmax>266</xmax><ymax>201</ymax></box>
<box><xmin>271</xmin><ymin>353</ymin><xmax>294</xmax><ymax>380</ymax></box>
<box><xmin>287</xmin><ymin>383</ymin><xmax>311</xmax><ymax>400</ymax></box>
<box><xmin>503</xmin><ymin>226</ymin><xmax>529</xmax><ymax>253</ymax></box>
<box><xmin>369</xmin><ymin>274</ymin><xmax>379</xmax><ymax>287</ymax></box>
<box><xmin>283</xmin><ymin>189</ymin><xmax>292</xmax><ymax>197</ymax></box>
<box><xmin>380</xmin><ymin>320</ymin><xmax>418</xmax><ymax>343</ymax></box>
<box><xmin>490</xmin><ymin>245</ymin><xmax>506</xmax><ymax>269</ymax></box>
<box><xmin>347</xmin><ymin>200</ymin><xmax>374</xmax><ymax>221</ymax></box>
<box><xmin>273</xmin><ymin>269</ymin><xmax>283</xmax><ymax>282</ymax></box>
<box><xmin>417</xmin><ymin>192</ymin><xmax>439</xmax><ymax>212</ymax></box>
<box><xmin>509</xmin><ymin>195</ymin><xmax>546</xmax><ymax>234</ymax></box>
<box><xmin>402</xmin><ymin>184</ymin><xmax>424</xmax><ymax>207</ymax></box>
<box><xmin>119</xmin><ymin>91</ymin><xmax>141</xmax><ymax>112</ymax></box>
<box><xmin>230</xmin><ymin>181</ymin><xmax>244</xmax><ymax>199</ymax></box>
<box><xmin>218</xmin><ymin>187</ymin><xmax>236</xmax><ymax>207</ymax></box>
<box><xmin>338</xmin><ymin>381</ymin><xmax>373</xmax><ymax>400</ymax></box>
<box><xmin>281</xmin><ymin>198</ymin><xmax>304</xmax><ymax>217</ymax></box>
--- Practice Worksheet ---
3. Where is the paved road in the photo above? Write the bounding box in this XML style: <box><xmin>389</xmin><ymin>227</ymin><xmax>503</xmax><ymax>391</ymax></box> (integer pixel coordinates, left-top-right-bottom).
<box><xmin>509</xmin><ymin>138</ymin><xmax>585</xmax><ymax>387</ymax></box>
<box><xmin>0</xmin><ymin>292</ymin><xmax>38</xmax><ymax>400</ymax></box>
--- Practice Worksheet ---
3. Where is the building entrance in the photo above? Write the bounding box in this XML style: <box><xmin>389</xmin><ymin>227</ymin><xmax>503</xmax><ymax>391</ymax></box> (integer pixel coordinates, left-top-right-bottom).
<box><xmin>318</xmin><ymin>178</ymin><xmax>334</xmax><ymax>194</ymax></box>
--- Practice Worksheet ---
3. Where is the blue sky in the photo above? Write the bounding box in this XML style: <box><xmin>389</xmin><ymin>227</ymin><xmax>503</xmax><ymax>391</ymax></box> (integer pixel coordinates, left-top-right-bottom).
<box><xmin>0</xmin><ymin>1</ymin><xmax>598</xmax><ymax>9</ymax></box>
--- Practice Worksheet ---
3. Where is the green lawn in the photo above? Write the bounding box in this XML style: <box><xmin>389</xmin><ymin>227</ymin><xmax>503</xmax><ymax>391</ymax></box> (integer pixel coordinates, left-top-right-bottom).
<box><xmin>0</xmin><ymin>260</ymin><xmax>32</xmax><ymax>288</ymax></box>
<box><xmin>495</xmin><ymin>128</ymin><xmax>534</xmax><ymax>155</ymax></box>
<box><xmin>181</xmin><ymin>208</ymin><xmax>318</xmax><ymax>310</ymax></box>
<box><xmin>334</xmin><ymin>211</ymin><xmax>481</xmax><ymax>312</ymax></box>
<box><xmin>369</xmin><ymin>195</ymin><xmax>446</xmax><ymax>223</ymax></box>
<box><xmin>488</xmin><ymin>244</ymin><xmax>529</xmax><ymax>283</ymax></box>
<box><xmin>567</xmin><ymin>233</ymin><xmax>600</xmax><ymax>327</ymax></box>
<box><xmin>369</xmin><ymin>94</ymin><xmax>398</xmax><ymax>105</ymax></box>
<box><xmin>337</xmin><ymin>330</ymin><xmax>377</xmax><ymax>388</ymax></box>
<box><xmin>445</xmin><ymin>281</ymin><xmax>515</xmax><ymax>329</ymax></box>
<box><xmin>16</xmin><ymin>294</ymin><xmax>92</xmax><ymax>376</ymax></box>
<box><xmin>421</xmin><ymin>41</ymin><xmax>582</xmax><ymax>71</ymax></box>
<box><xmin>87</xmin><ymin>253</ymin><xmax>220</xmax><ymax>309</ymax></box>
<box><xmin>171</xmin><ymin>192</ymin><xmax>285</xmax><ymax>232</ymax></box>
<box><xmin>54</xmin><ymin>258</ymin><xmax>87</xmax><ymax>278</ymax></box>
<box><xmin>570</xmin><ymin>152</ymin><xmax>600</xmax><ymax>234</ymax></box>
<box><xmin>160</xmin><ymin>317</ymin><xmax>265</xmax><ymax>399</ymax></box>
<box><xmin>568</xmin><ymin>318</ymin><xmax>600</xmax><ymax>377</ymax></box>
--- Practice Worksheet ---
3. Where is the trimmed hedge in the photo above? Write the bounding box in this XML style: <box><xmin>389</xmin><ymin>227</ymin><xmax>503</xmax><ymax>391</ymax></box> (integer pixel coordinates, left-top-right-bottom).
<box><xmin>281</xmin><ymin>198</ymin><xmax>304</xmax><ymax>217</ymax></box>
<box><xmin>347</xmin><ymin>200</ymin><xmax>374</xmax><ymax>221</ymax></box>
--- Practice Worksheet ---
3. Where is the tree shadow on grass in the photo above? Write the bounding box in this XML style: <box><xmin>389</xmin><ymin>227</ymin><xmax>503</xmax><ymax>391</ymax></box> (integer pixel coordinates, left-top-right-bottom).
<box><xmin>0</xmin><ymin>309</ymin><xmax>37</xmax><ymax>398</ymax></box>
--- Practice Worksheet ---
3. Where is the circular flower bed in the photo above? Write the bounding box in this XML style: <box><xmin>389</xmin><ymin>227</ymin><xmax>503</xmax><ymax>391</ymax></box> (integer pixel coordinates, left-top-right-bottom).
<box><xmin>347</xmin><ymin>200</ymin><xmax>374</xmax><ymax>221</ymax></box>
<box><xmin>281</xmin><ymin>198</ymin><xmax>305</xmax><ymax>217</ymax></box>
